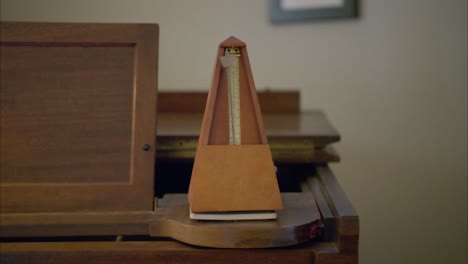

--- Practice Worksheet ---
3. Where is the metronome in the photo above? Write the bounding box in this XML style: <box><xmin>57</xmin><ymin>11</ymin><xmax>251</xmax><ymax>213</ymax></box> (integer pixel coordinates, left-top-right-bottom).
<box><xmin>188</xmin><ymin>36</ymin><xmax>283</xmax><ymax>220</ymax></box>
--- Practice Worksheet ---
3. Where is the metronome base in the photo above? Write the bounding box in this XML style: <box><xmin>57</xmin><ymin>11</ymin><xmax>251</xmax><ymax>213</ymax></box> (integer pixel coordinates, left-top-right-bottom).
<box><xmin>189</xmin><ymin>209</ymin><xmax>277</xmax><ymax>221</ymax></box>
<box><xmin>188</xmin><ymin>144</ymin><xmax>283</xmax><ymax>213</ymax></box>
<box><xmin>150</xmin><ymin>193</ymin><xmax>322</xmax><ymax>248</ymax></box>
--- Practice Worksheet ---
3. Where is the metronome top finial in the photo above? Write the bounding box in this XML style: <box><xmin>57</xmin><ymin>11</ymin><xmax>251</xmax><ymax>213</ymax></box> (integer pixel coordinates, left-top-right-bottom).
<box><xmin>219</xmin><ymin>36</ymin><xmax>246</xmax><ymax>47</ymax></box>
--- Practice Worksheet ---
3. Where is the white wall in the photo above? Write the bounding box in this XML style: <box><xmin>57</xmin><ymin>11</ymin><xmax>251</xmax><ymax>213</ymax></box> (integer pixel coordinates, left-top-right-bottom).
<box><xmin>1</xmin><ymin>0</ymin><xmax>467</xmax><ymax>263</ymax></box>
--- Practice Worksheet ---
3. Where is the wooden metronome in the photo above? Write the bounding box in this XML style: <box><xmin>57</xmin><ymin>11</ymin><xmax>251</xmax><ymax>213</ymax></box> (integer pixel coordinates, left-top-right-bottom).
<box><xmin>188</xmin><ymin>36</ymin><xmax>283</xmax><ymax>220</ymax></box>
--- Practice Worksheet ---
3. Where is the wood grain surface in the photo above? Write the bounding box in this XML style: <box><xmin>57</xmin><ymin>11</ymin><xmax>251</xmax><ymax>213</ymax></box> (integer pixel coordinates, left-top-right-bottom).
<box><xmin>157</xmin><ymin>111</ymin><xmax>340</xmax><ymax>146</ymax></box>
<box><xmin>151</xmin><ymin>193</ymin><xmax>320</xmax><ymax>248</ymax></box>
<box><xmin>0</xmin><ymin>241</ymin><xmax>357</xmax><ymax>264</ymax></box>
<box><xmin>188</xmin><ymin>37</ymin><xmax>282</xmax><ymax>212</ymax></box>
<box><xmin>1</xmin><ymin>45</ymin><xmax>134</xmax><ymax>183</ymax></box>
<box><xmin>317</xmin><ymin>165</ymin><xmax>359</xmax><ymax>254</ymax></box>
<box><xmin>0</xmin><ymin>22</ymin><xmax>159</xmax><ymax>213</ymax></box>
<box><xmin>156</xmin><ymin>111</ymin><xmax>340</xmax><ymax>163</ymax></box>
<box><xmin>0</xmin><ymin>211</ymin><xmax>162</xmax><ymax>237</ymax></box>
<box><xmin>158</xmin><ymin>91</ymin><xmax>300</xmax><ymax>114</ymax></box>
<box><xmin>0</xmin><ymin>240</ymin><xmax>331</xmax><ymax>264</ymax></box>
<box><xmin>0</xmin><ymin>167</ymin><xmax>358</xmax><ymax>262</ymax></box>
<box><xmin>188</xmin><ymin>145</ymin><xmax>283</xmax><ymax>212</ymax></box>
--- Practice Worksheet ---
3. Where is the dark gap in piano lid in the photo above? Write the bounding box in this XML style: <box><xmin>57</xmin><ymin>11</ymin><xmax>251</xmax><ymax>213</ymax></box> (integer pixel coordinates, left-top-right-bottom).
<box><xmin>154</xmin><ymin>160</ymin><xmax>315</xmax><ymax>198</ymax></box>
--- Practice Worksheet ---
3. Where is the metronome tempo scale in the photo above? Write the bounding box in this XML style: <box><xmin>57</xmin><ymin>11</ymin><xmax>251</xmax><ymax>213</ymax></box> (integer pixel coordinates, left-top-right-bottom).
<box><xmin>221</xmin><ymin>47</ymin><xmax>241</xmax><ymax>146</ymax></box>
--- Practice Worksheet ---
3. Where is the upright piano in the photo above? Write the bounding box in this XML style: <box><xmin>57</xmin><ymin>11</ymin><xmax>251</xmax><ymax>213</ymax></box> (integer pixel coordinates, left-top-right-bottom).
<box><xmin>0</xmin><ymin>22</ymin><xmax>358</xmax><ymax>264</ymax></box>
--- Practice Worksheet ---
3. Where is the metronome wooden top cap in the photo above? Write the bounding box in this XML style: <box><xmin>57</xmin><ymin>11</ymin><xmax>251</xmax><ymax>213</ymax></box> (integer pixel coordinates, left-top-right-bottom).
<box><xmin>219</xmin><ymin>36</ymin><xmax>246</xmax><ymax>47</ymax></box>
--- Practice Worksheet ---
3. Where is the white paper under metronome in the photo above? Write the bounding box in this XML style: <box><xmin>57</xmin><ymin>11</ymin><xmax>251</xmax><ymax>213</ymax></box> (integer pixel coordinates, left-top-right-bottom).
<box><xmin>280</xmin><ymin>0</ymin><xmax>344</xmax><ymax>10</ymax></box>
<box><xmin>190</xmin><ymin>210</ymin><xmax>278</xmax><ymax>221</ymax></box>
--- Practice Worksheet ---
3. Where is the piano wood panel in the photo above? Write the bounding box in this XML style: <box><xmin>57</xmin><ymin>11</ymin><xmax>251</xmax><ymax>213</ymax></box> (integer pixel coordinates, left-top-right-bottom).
<box><xmin>0</xmin><ymin>241</ymin><xmax>322</xmax><ymax>264</ymax></box>
<box><xmin>1</xmin><ymin>45</ymin><xmax>134</xmax><ymax>183</ymax></box>
<box><xmin>0</xmin><ymin>22</ymin><xmax>158</xmax><ymax>213</ymax></box>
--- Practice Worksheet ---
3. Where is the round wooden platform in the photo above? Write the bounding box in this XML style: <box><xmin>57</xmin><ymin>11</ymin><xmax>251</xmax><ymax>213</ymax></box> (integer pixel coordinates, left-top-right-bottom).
<box><xmin>150</xmin><ymin>193</ymin><xmax>322</xmax><ymax>248</ymax></box>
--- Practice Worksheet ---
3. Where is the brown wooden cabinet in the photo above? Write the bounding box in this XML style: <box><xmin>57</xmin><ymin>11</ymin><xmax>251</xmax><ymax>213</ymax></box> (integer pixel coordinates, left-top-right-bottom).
<box><xmin>0</xmin><ymin>22</ymin><xmax>158</xmax><ymax>213</ymax></box>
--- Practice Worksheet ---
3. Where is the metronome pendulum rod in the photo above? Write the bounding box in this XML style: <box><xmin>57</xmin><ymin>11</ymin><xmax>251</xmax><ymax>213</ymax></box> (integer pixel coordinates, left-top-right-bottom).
<box><xmin>221</xmin><ymin>47</ymin><xmax>241</xmax><ymax>145</ymax></box>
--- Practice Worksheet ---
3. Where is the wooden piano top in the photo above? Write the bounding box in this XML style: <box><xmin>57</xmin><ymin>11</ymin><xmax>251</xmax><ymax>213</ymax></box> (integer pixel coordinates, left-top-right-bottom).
<box><xmin>158</xmin><ymin>111</ymin><xmax>340</xmax><ymax>143</ymax></box>
<box><xmin>157</xmin><ymin>111</ymin><xmax>341</xmax><ymax>163</ymax></box>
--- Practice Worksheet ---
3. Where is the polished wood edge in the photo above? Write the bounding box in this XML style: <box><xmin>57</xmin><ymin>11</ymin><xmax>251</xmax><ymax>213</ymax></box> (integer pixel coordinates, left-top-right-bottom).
<box><xmin>316</xmin><ymin>165</ymin><xmax>359</xmax><ymax>254</ymax></box>
<box><xmin>0</xmin><ymin>241</ymin><xmax>346</xmax><ymax>264</ymax></box>
<box><xmin>156</xmin><ymin>111</ymin><xmax>341</xmax><ymax>151</ymax></box>
<box><xmin>157</xmin><ymin>91</ymin><xmax>299</xmax><ymax>113</ymax></box>
<box><xmin>322</xmin><ymin>145</ymin><xmax>341</xmax><ymax>162</ymax></box>
<box><xmin>0</xmin><ymin>211</ymin><xmax>163</xmax><ymax>237</ymax></box>
<box><xmin>315</xmin><ymin>252</ymin><xmax>358</xmax><ymax>264</ymax></box>
<box><xmin>156</xmin><ymin>135</ymin><xmax>337</xmax><ymax>149</ymax></box>
<box><xmin>0</xmin><ymin>193</ymin><xmax>324</xmax><ymax>248</ymax></box>
<box><xmin>156</xmin><ymin>137</ymin><xmax>340</xmax><ymax>163</ymax></box>
<box><xmin>0</xmin><ymin>240</ymin><xmax>339</xmax><ymax>252</ymax></box>
<box><xmin>198</xmin><ymin>46</ymin><xmax>224</xmax><ymax>145</ymax></box>
<box><xmin>240</xmin><ymin>46</ymin><xmax>268</xmax><ymax>144</ymax></box>
<box><xmin>150</xmin><ymin>193</ymin><xmax>320</xmax><ymax>248</ymax></box>
<box><xmin>0</xmin><ymin>22</ymin><xmax>159</xmax><ymax>43</ymax></box>
<box><xmin>316</xmin><ymin>166</ymin><xmax>358</xmax><ymax>227</ymax></box>
<box><xmin>301</xmin><ymin>177</ymin><xmax>336</xmax><ymax>242</ymax></box>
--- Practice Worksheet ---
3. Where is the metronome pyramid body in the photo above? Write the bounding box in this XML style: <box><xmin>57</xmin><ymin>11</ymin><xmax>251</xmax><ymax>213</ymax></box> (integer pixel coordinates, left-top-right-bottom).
<box><xmin>188</xmin><ymin>37</ymin><xmax>283</xmax><ymax>214</ymax></box>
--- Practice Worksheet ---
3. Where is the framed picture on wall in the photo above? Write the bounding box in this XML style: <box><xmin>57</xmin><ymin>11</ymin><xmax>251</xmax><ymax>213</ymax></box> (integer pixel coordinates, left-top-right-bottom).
<box><xmin>270</xmin><ymin>0</ymin><xmax>358</xmax><ymax>23</ymax></box>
